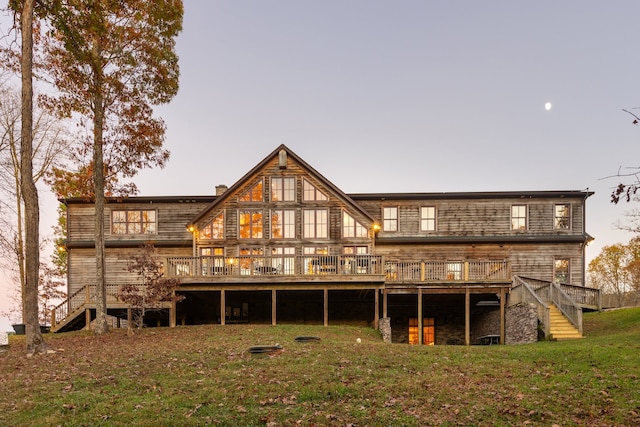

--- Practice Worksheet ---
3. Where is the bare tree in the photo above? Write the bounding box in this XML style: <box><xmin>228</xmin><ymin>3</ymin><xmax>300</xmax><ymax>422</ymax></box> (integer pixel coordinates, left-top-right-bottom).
<box><xmin>0</xmin><ymin>86</ymin><xmax>68</xmax><ymax>322</ymax></box>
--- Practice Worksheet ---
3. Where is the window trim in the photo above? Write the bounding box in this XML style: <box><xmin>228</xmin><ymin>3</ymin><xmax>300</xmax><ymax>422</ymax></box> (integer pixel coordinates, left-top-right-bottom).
<box><xmin>420</xmin><ymin>206</ymin><xmax>436</xmax><ymax>232</ymax></box>
<box><xmin>554</xmin><ymin>203</ymin><xmax>571</xmax><ymax>230</ymax></box>
<box><xmin>270</xmin><ymin>177</ymin><xmax>296</xmax><ymax>202</ymax></box>
<box><xmin>383</xmin><ymin>206</ymin><xmax>398</xmax><ymax>232</ymax></box>
<box><xmin>111</xmin><ymin>209</ymin><xmax>157</xmax><ymax>235</ymax></box>
<box><xmin>511</xmin><ymin>204</ymin><xmax>527</xmax><ymax>231</ymax></box>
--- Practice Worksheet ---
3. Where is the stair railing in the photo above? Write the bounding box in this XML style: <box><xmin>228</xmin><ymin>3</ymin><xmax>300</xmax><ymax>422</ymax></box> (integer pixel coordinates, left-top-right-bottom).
<box><xmin>510</xmin><ymin>276</ymin><xmax>550</xmax><ymax>337</ymax></box>
<box><xmin>51</xmin><ymin>285</ymin><xmax>90</xmax><ymax>329</ymax></box>
<box><xmin>550</xmin><ymin>282</ymin><xmax>583</xmax><ymax>335</ymax></box>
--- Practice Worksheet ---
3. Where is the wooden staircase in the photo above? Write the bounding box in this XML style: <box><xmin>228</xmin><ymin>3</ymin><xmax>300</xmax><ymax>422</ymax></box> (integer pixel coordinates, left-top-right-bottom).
<box><xmin>549</xmin><ymin>304</ymin><xmax>583</xmax><ymax>340</ymax></box>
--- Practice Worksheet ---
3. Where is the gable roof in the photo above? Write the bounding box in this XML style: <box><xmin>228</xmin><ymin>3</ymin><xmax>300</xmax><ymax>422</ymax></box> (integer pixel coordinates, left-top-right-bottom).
<box><xmin>187</xmin><ymin>144</ymin><xmax>376</xmax><ymax>228</ymax></box>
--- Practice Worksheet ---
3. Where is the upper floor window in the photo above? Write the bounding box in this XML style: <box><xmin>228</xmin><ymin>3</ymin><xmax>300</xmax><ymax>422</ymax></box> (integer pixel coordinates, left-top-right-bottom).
<box><xmin>239</xmin><ymin>180</ymin><xmax>263</xmax><ymax>202</ymax></box>
<box><xmin>554</xmin><ymin>258</ymin><xmax>569</xmax><ymax>284</ymax></box>
<box><xmin>383</xmin><ymin>207</ymin><xmax>398</xmax><ymax>232</ymax></box>
<box><xmin>271</xmin><ymin>209</ymin><xmax>295</xmax><ymax>239</ymax></box>
<box><xmin>199</xmin><ymin>213</ymin><xmax>224</xmax><ymax>240</ymax></box>
<box><xmin>271</xmin><ymin>177</ymin><xmax>296</xmax><ymax>202</ymax></box>
<box><xmin>554</xmin><ymin>204</ymin><xmax>570</xmax><ymax>229</ymax></box>
<box><xmin>511</xmin><ymin>205</ymin><xmax>527</xmax><ymax>231</ymax></box>
<box><xmin>303</xmin><ymin>178</ymin><xmax>328</xmax><ymax>201</ymax></box>
<box><xmin>420</xmin><ymin>207</ymin><xmax>436</xmax><ymax>231</ymax></box>
<box><xmin>112</xmin><ymin>210</ymin><xmax>156</xmax><ymax>235</ymax></box>
<box><xmin>343</xmin><ymin>211</ymin><xmax>368</xmax><ymax>238</ymax></box>
<box><xmin>303</xmin><ymin>209</ymin><xmax>328</xmax><ymax>238</ymax></box>
<box><xmin>239</xmin><ymin>210</ymin><xmax>263</xmax><ymax>238</ymax></box>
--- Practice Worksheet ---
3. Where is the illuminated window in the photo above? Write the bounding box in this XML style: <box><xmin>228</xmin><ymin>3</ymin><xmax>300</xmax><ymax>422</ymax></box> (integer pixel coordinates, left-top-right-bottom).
<box><xmin>383</xmin><ymin>207</ymin><xmax>398</xmax><ymax>232</ymax></box>
<box><xmin>271</xmin><ymin>247</ymin><xmax>295</xmax><ymax>274</ymax></box>
<box><xmin>420</xmin><ymin>207</ymin><xmax>436</xmax><ymax>231</ymax></box>
<box><xmin>200</xmin><ymin>247</ymin><xmax>224</xmax><ymax>275</ymax></box>
<box><xmin>303</xmin><ymin>178</ymin><xmax>328</xmax><ymax>201</ymax></box>
<box><xmin>239</xmin><ymin>210</ymin><xmax>263</xmax><ymax>238</ymax></box>
<box><xmin>343</xmin><ymin>246</ymin><xmax>368</xmax><ymax>254</ymax></box>
<box><xmin>271</xmin><ymin>210</ymin><xmax>295</xmax><ymax>239</ymax></box>
<box><xmin>304</xmin><ymin>209</ymin><xmax>328</xmax><ymax>238</ymax></box>
<box><xmin>511</xmin><ymin>205</ymin><xmax>527</xmax><ymax>230</ymax></box>
<box><xmin>343</xmin><ymin>211</ymin><xmax>368</xmax><ymax>238</ymax></box>
<box><xmin>554</xmin><ymin>258</ymin><xmax>569</xmax><ymax>284</ymax></box>
<box><xmin>112</xmin><ymin>210</ymin><xmax>156</xmax><ymax>235</ymax></box>
<box><xmin>554</xmin><ymin>204</ymin><xmax>570</xmax><ymax>229</ymax></box>
<box><xmin>271</xmin><ymin>177</ymin><xmax>296</xmax><ymax>202</ymax></box>
<box><xmin>199</xmin><ymin>213</ymin><xmax>224</xmax><ymax>239</ymax></box>
<box><xmin>409</xmin><ymin>318</ymin><xmax>435</xmax><ymax>345</ymax></box>
<box><xmin>239</xmin><ymin>180</ymin><xmax>263</xmax><ymax>202</ymax></box>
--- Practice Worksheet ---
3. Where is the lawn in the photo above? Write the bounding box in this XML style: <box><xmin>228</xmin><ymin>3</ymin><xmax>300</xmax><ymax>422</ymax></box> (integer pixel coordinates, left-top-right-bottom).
<box><xmin>1</xmin><ymin>308</ymin><xmax>639</xmax><ymax>426</ymax></box>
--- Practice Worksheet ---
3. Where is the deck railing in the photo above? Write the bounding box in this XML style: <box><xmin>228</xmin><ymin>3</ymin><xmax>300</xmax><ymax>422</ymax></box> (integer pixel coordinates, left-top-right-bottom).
<box><xmin>385</xmin><ymin>260</ymin><xmax>511</xmax><ymax>282</ymax></box>
<box><xmin>519</xmin><ymin>276</ymin><xmax>601</xmax><ymax>310</ymax></box>
<box><xmin>165</xmin><ymin>255</ymin><xmax>385</xmax><ymax>277</ymax></box>
<box><xmin>51</xmin><ymin>284</ymin><xmax>122</xmax><ymax>329</ymax></box>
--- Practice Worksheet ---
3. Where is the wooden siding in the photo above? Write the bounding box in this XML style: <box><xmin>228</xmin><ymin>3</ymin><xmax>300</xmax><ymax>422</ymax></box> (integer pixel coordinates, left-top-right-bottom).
<box><xmin>356</xmin><ymin>197</ymin><xmax>586</xmax><ymax>238</ymax></box>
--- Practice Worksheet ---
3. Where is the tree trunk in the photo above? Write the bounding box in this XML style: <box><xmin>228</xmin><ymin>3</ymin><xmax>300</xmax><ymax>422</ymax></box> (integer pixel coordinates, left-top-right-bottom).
<box><xmin>92</xmin><ymin>63</ymin><xmax>109</xmax><ymax>334</ymax></box>
<box><xmin>20</xmin><ymin>0</ymin><xmax>47</xmax><ymax>355</ymax></box>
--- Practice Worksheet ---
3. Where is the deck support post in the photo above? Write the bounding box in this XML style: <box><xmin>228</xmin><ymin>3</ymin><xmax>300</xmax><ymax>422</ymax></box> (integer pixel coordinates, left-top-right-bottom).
<box><xmin>382</xmin><ymin>288</ymin><xmax>388</xmax><ymax>318</ymax></box>
<box><xmin>220</xmin><ymin>289</ymin><xmax>225</xmax><ymax>325</ymax></box>
<box><xmin>418</xmin><ymin>287</ymin><xmax>423</xmax><ymax>345</ymax></box>
<box><xmin>500</xmin><ymin>288</ymin><xmax>506</xmax><ymax>345</ymax></box>
<box><xmin>465</xmin><ymin>288</ymin><xmax>470</xmax><ymax>346</ymax></box>
<box><xmin>170</xmin><ymin>299</ymin><xmax>177</xmax><ymax>328</ymax></box>
<box><xmin>85</xmin><ymin>308</ymin><xmax>91</xmax><ymax>330</ymax></box>
<box><xmin>323</xmin><ymin>288</ymin><xmax>328</xmax><ymax>326</ymax></box>
<box><xmin>271</xmin><ymin>289</ymin><xmax>277</xmax><ymax>326</ymax></box>
<box><xmin>374</xmin><ymin>287</ymin><xmax>379</xmax><ymax>330</ymax></box>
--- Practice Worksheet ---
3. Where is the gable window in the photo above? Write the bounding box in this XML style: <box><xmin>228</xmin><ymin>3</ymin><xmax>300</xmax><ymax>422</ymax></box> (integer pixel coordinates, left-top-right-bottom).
<box><xmin>554</xmin><ymin>204</ymin><xmax>570</xmax><ymax>229</ymax></box>
<box><xmin>271</xmin><ymin>209</ymin><xmax>295</xmax><ymax>239</ymax></box>
<box><xmin>199</xmin><ymin>213</ymin><xmax>224</xmax><ymax>239</ymax></box>
<box><xmin>112</xmin><ymin>210</ymin><xmax>156</xmax><ymax>235</ymax></box>
<box><xmin>271</xmin><ymin>177</ymin><xmax>296</xmax><ymax>202</ymax></box>
<box><xmin>383</xmin><ymin>207</ymin><xmax>398</xmax><ymax>232</ymax></box>
<box><xmin>239</xmin><ymin>210</ymin><xmax>263</xmax><ymax>238</ymax></box>
<box><xmin>239</xmin><ymin>180</ymin><xmax>263</xmax><ymax>202</ymax></box>
<box><xmin>343</xmin><ymin>211</ymin><xmax>368</xmax><ymax>238</ymax></box>
<box><xmin>303</xmin><ymin>209</ymin><xmax>328</xmax><ymax>238</ymax></box>
<box><xmin>554</xmin><ymin>258</ymin><xmax>569</xmax><ymax>284</ymax></box>
<box><xmin>303</xmin><ymin>178</ymin><xmax>328</xmax><ymax>201</ymax></box>
<box><xmin>420</xmin><ymin>207</ymin><xmax>436</xmax><ymax>231</ymax></box>
<box><xmin>511</xmin><ymin>205</ymin><xmax>527</xmax><ymax>230</ymax></box>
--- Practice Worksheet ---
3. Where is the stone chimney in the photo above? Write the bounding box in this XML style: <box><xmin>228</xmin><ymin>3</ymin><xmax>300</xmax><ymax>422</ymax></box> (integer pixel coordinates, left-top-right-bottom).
<box><xmin>215</xmin><ymin>185</ymin><xmax>228</xmax><ymax>196</ymax></box>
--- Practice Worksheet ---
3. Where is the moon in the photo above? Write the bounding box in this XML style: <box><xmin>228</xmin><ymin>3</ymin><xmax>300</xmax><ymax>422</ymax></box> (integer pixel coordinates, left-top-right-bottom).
<box><xmin>544</xmin><ymin>102</ymin><xmax>552</xmax><ymax>111</ymax></box>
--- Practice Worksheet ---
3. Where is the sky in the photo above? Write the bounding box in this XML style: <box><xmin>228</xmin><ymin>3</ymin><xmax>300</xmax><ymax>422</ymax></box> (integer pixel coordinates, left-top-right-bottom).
<box><xmin>1</xmin><ymin>1</ymin><xmax>639</xmax><ymax>332</ymax></box>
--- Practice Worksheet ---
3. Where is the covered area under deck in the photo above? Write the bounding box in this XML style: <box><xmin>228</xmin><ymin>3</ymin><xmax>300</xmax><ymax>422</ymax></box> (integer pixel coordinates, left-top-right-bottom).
<box><xmin>383</xmin><ymin>284</ymin><xmax>511</xmax><ymax>345</ymax></box>
<box><xmin>175</xmin><ymin>283</ymin><xmax>384</xmax><ymax>328</ymax></box>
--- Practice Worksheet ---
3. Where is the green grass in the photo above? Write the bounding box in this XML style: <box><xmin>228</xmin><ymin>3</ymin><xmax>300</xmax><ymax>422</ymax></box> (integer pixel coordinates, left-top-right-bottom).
<box><xmin>1</xmin><ymin>308</ymin><xmax>639</xmax><ymax>426</ymax></box>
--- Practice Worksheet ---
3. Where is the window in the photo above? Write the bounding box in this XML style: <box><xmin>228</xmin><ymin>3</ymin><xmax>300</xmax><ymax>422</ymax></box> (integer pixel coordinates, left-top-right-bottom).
<box><xmin>200</xmin><ymin>247</ymin><xmax>224</xmax><ymax>275</ymax></box>
<box><xmin>554</xmin><ymin>258</ymin><xmax>569</xmax><ymax>284</ymax></box>
<box><xmin>446</xmin><ymin>262</ymin><xmax>462</xmax><ymax>280</ymax></box>
<box><xmin>420</xmin><ymin>207</ymin><xmax>436</xmax><ymax>231</ymax></box>
<box><xmin>271</xmin><ymin>177</ymin><xmax>296</xmax><ymax>202</ymax></box>
<box><xmin>343</xmin><ymin>246</ymin><xmax>368</xmax><ymax>254</ymax></box>
<box><xmin>239</xmin><ymin>180</ymin><xmax>263</xmax><ymax>202</ymax></box>
<box><xmin>199</xmin><ymin>213</ymin><xmax>224</xmax><ymax>239</ymax></box>
<box><xmin>271</xmin><ymin>210</ymin><xmax>295</xmax><ymax>239</ymax></box>
<box><xmin>271</xmin><ymin>247</ymin><xmax>295</xmax><ymax>274</ymax></box>
<box><xmin>343</xmin><ymin>211</ymin><xmax>368</xmax><ymax>238</ymax></box>
<box><xmin>511</xmin><ymin>205</ymin><xmax>527</xmax><ymax>230</ymax></box>
<box><xmin>554</xmin><ymin>204</ymin><xmax>570</xmax><ymax>229</ymax></box>
<box><xmin>239</xmin><ymin>247</ymin><xmax>264</xmax><ymax>274</ymax></box>
<box><xmin>239</xmin><ymin>210</ymin><xmax>263</xmax><ymax>238</ymax></box>
<box><xmin>303</xmin><ymin>178</ymin><xmax>328</xmax><ymax>201</ymax></box>
<box><xmin>383</xmin><ymin>207</ymin><xmax>398</xmax><ymax>232</ymax></box>
<box><xmin>112</xmin><ymin>210</ymin><xmax>156</xmax><ymax>235</ymax></box>
<box><xmin>304</xmin><ymin>209</ymin><xmax>328</xmax><ymax>238</ymax></box>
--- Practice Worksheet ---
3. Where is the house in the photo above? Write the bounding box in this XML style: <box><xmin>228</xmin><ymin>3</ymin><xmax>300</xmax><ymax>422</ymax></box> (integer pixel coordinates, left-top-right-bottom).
<box><xmin>53</xmin><ymin>145</ymin><xmax>600</xmax><ymax>344</ymax></box>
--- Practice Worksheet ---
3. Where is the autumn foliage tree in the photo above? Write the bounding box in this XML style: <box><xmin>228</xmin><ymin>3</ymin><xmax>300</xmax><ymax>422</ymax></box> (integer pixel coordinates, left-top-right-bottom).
<box><xmin>43</xmin><ymin>0</ymin><xmax>183</xmax><ymax>334</ymax></box>
<box><xmin>118</xmin><ymin>244</ymin><xmax>182</xmax><ymax>332</ymax></box>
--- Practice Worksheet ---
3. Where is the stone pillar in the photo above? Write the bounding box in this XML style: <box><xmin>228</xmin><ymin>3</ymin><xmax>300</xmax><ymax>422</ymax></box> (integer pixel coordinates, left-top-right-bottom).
<box><xmin>379</xmin><ymin>317</ymin><xmax>392</xmax><ymax>343</ymax></box>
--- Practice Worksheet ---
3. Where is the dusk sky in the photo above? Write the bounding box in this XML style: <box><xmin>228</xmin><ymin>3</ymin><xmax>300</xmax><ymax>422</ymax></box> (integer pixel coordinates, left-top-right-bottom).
<box><xmin>2</xmin><ymin>1</ymin><xmax>640</xmax><ymax>331</ymax></box>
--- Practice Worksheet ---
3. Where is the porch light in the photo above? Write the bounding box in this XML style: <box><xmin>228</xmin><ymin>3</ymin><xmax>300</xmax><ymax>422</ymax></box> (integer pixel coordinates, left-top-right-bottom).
<box><xmin>57</xmin><ymin>245</ymin><xmax>66</xmax><ymax>252</ymax></box>
<box><xmin>187</xmin><ymin>225</ymin><xmax>195</xmax><ymax>233</ymax></box>
<box><xmin>372</xmin><ymin>223</ymin><xmax>381</xmax><ymax>233</ymax></box>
